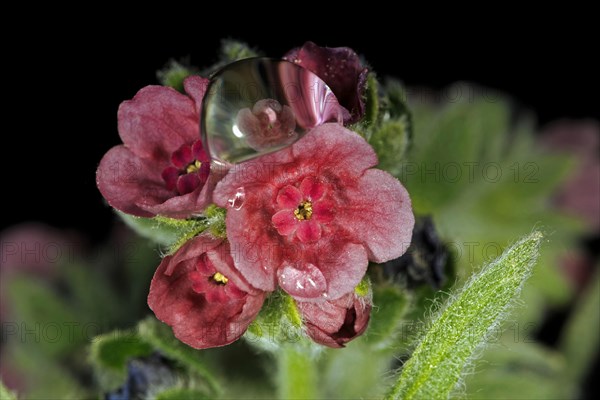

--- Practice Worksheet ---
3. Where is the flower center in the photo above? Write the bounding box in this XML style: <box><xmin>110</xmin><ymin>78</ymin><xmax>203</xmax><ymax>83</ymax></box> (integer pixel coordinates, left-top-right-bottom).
<box><xmin>294</xmin><ymin>200</ymin><xmax>313</xmax><ymax>220</ymax></box>
<box><xmin>211</xmin><ymin>272</ymin><xmax>229</xmax><ymax>285</ymax></box>
<box><xmin>186</xmin><ymin>160</ymin><xmax>202</xmax><ymax>174</ymax></box>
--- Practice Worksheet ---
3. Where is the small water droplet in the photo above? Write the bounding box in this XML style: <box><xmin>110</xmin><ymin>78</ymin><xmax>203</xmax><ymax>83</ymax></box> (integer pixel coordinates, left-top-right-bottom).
<box><xmin>277</xmin><ymin>262</ymin><xmax>327</xmax><ymax>300</ymax></box>
<box><xmin>228</xmin><ymin>187</ymin><xmax>246</xmax><ymax>210</ymax></box>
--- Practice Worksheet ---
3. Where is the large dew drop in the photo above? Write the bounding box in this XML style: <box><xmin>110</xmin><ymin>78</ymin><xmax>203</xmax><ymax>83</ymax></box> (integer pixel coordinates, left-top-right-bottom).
<box><xmin>201</xmin><ymin>58</ymin><xmax>345</xmax><ymax>164</ymax></box>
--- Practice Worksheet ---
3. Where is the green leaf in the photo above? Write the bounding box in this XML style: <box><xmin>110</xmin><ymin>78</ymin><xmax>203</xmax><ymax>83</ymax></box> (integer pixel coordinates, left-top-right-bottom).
<box><xmin>116</xmin><ymin>211</ymin><xmax>181</xmax><ymax>247</ymax></box>
<box><xmin>462</xmin><ymin>342</ymin><xmax>570</xmax><ymax>399</ymax></box>
<box><xmin>156</xmin><ymin>387</ymin><xmax>211</xmax><ymax>400</ymax></box>
<box><xmin>0</xmin><ymin>380</ymin><xmax>17</xmax><ymax>400</ymax></box>
<box><xmin>364</xmin><ymin>284</ymin><xmax>409</xmax><ymax>348</ymax></box>
<box><xmin>116</xmin><ymin>210</ymin><xmax>224</xmax><ymax>255</ymax></box>
<box><xmin>90</xmin><ymin>331</ymin><xmax>153</xmax><ymax>371</ymax></box>
<box><xmin>137</xmin><ymin>317</ymin><xmax>222</xmax><ymax>395</ymax></box>
<box><xmin>6</xmin><ymin>276</ymin><xmax>81</xmax><ymax>357</ymax></box>
<box><xmin>385</xmin><ymin>231</ymin><xmax>543</xmax><ymax>400</ymax></box>
<box><xmin>560</xmin><ymin>267</ymin><xmax>600</xmax><ymax>384</ymax></box>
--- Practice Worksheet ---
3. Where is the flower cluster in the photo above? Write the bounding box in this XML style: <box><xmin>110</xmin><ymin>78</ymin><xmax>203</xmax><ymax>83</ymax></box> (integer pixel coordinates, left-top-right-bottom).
<box><xmin>97</xmin><ymin>42</ymin><xmax>414</xmax><ymax>349</ymax></box>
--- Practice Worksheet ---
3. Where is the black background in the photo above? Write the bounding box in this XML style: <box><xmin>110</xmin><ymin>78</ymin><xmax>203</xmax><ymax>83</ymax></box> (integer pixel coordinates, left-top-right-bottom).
<box><xmin>4</xmin><ymin>18</ymin><xmax>597</xmax><ymax>240</ymax></box>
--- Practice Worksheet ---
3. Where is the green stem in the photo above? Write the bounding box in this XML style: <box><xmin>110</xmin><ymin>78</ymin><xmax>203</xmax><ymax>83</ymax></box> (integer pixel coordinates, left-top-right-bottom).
<box><xmin>277</xmin><ymin>346</ymin><xmax>318</xmax><ymax>399</ymax></box>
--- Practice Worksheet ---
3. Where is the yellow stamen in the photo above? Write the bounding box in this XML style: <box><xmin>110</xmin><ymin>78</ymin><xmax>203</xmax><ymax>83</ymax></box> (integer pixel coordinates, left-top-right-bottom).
<box><xmin>212</xmin><ymin>272</ymin><xmax>229</xmax><ymax>285</ymax></box>
<box><xmin>294</xmin><ymin>200</ymin><xmax>313</xmax><ymax>220</ymax></box>
<box><xmin>186</xmin><ymin>160</ymin><xmax>202</xmax><ymax>174</ymax></box>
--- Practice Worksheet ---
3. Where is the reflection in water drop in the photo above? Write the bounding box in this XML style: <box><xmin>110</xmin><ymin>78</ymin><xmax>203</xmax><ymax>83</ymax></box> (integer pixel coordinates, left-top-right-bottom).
<box><xmin>277</xmin><ymin>262</ymin><xmax>327</xmax><ymax>300</ymax></box>
<box><xmin>202</xmin><ymin>58</ymin><xmax>347</xmax><ymax>163</ymax></box>
<box><xmin>227</xmin><ymin>187</ymin><xmax>246</xmax><ymax>210</ymax></box>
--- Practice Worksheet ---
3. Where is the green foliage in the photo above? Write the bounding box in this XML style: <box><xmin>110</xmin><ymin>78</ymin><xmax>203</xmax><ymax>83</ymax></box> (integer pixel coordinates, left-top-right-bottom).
<box><xmin>157</xmin><ymin>59</ymin><xmax>196</xmax><ymax>92</ymax></box>
<box><xmin>117</xmin><ymin>207</ymin><xmax>228</xmax><ymax>255</ymax></box>
<box><xmin>90</xmin><ymin>331</ymin><xmax>152</xmax><ymax>371</ymax></box>
<box><xmin>0</xmin><ymin>380</ymin><xmax>17</xmax><ymax>400</ymax></box>
<box><xmin>155</xmin><ymin>387</ymin><xmax>211</xmax><ymax>400</ymax></box>
<box><xmin>245</xmin><ymin>290</ymin><xmax>306</xmax><ymax>352</ymax></box>
<box><xmin>560</xmin><ymin>268</ymin><xmax>600</xmax><ymax>384</ymax></box>
<box><xmin>219</xmin><ymin>39</ymin><xmax>260</xmax><ymax>62</ymax></box>
<box><xmin>137</xmin><ymin>317</ymin><xmax>222</xmax><ymax>396</ymax></box>
<box><xmin>386</xmin><ymin>232</ymin><xmax>543</xmax><ymax>400</ymax></box>
<box><xmin>364</xmin><ymin>284</ymin><xmax>409</xmax><ymax>348</ymax></box>
<box><xmin>462</xmin><ymin>342</ymin><xmax>570</xmax><ymax>399</ymax></box>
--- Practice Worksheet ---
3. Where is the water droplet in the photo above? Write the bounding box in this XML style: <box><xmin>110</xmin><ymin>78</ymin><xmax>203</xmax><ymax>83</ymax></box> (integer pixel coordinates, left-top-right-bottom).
<box><xmin>227</xmin><ymin>187</ymin><xmax>245</xmax><ymax>210</ymax></box>
<box><xmin>201</xmin><ymin>58</ymin><xmax>345</xmax><ymax>163</ymax></box>
<box><xmin>277</xmin><ymin>262</ymin><xmax>327</xmax><ymax>300</ymax></box>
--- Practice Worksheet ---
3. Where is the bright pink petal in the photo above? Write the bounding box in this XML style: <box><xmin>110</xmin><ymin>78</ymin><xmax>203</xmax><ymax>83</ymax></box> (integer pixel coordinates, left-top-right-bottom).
<box><xmin>277</xmin><ymin>185</ymin><xmax>302</xmax><ymax>209</ymax></box>
<box><xmin>339</xmin><ymin>169</ymin><xmax>414</xmax><ymax>262</ymax></box>
<box><xmin>296</xmin><ymin>220</ymin><xmax>321</xmax><ymax>243</ymax></box>
<box><xmin>300</xmin><ymin>176</ymin><xmax>326</xmax><ymax>201</ymax></box>
<box><xmin>272</xmin><ymin>210</ymin><xmax>298</xmax><ymax>236</ymax></box>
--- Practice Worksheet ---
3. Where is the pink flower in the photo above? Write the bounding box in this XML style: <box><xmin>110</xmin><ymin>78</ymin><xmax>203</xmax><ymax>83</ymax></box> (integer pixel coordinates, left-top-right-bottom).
<box><xmin>148</xmin><ymin>234</ymin><xmax>266</xmax><ymax>349</ymax></box>
<box><xmin>297</xmin><ymin>291</ymin><xmax>371</xmax><ymax>348</ymax></box>
<box><xmin>284</xmin><ymin>42</ymin><xmax>368</xmax><ymax>124</ymax></box>
<box><xmin>97</xmin><ymin>76</ymin><xmax>218</xmax><ymax>219</ymax></box>
<box><xmin>213</xmin><ymin>123</ymin><xmax>414</xmax><ymax>302</ymax></box>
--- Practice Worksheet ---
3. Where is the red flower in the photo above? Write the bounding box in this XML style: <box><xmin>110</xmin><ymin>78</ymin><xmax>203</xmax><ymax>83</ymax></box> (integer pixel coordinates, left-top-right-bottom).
<box><xmin>284</xmin><ymin>42</ymin><xmax>368</xmax><ymax>124</ymax></box>
<box><xmin>97</xmin><ymin>76</ymin><xmax>218</xmax><ymax>219</ymax></box>
<box><xmin>148</xmin><ymin>234</ymin><xmax>266</xmax><ymax>349</ymax></box>
<box><xmin>297</xmin><ymin>291</ymin><xmax>371</xmax><ymax>348</ymax></box>
<box><xmin>213</xmin><ymin>123</ymin><xmax>414</xmax><ymax>302</ymax></box>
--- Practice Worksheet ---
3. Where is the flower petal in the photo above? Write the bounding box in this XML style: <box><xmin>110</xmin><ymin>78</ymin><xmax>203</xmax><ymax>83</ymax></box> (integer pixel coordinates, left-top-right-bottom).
<box><xmin>96</xmin><ymin>145</ymin><xmax>172</xmax><ymax>217</ymax></box>
<box><xmin>292</xmin><ymin>124</ymin><xmax>378</xmax><ymax>180</ymax></box>
<box><xmin>183</xmin><ymin>76</ymin><xmax>210</xmax><ymax>116</ymax></box>
<box><xmin>312</xmin><ymin>241</ymin><xmax>368</xmax><ymax>301</ymax></box>
<box><xmin>148</xmin><ymin>236</ymin><xmax>265</xmax><ymax>349</ymax></box>
<box><xmin>277</xmin><ymin>185</ymin><xmax>302</xmax><ymax>209</ymax></box>
<box><xmin>171</xmin><ymin>144</ymin><xmax>193</xmax><ymax>169</ymax></box>
<box><xmin>339</xmin><ymin>169</ymin><xmax>414</xmax><ymax>262</ymax></box>
<box><xmin>297</xmin><ymin>291</ymin><xmax>372</xmax><ymax>348</ymax></box>
<box><xmin>272</xmin><ymin>210</ymin><xmax>298</xmax><ymax>236</ymax></box>
<box><xmin>223</xmin><ymin>184</ymin><xmax>281</xmax><ymax>292</ymax></box>
<box><xmin>117</xmin><ymin>85</ymin><xmax>200</xmax><ymax>160</ymax></box>
<box><xmin>177</xmin><ymin>173</ymin><xmax>200</xmax><ymax>195</ymax></box>
<box><xmin>296</xmin><ymin>220</ymin><xmax>321</xmax><ymax>243</ymax></box>
<box><xmin>283</xmin><ymin>42</ymin><xmax>368</xmax><ymax>124</ymax></box>
<box><xmin>300</xmin><ymin>176</ymin><xmax>326</xmax><ymax>201</ymax></box>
